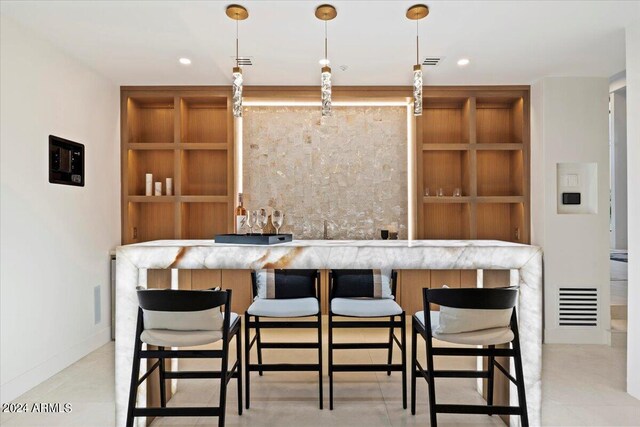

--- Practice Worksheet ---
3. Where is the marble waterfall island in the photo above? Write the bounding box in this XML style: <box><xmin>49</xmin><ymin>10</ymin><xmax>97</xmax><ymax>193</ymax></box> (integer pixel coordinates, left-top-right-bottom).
<box><xmin>116</xmin><ymin>239</ymin><xmax>542</xmax><ymax>426</ymax></box>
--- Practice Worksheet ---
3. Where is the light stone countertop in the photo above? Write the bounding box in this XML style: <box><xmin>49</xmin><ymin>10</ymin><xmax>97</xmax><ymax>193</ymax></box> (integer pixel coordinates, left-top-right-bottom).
<box><xmin>115</xmin><ymin>239</ymin><xmax>542</xmax><ymax>427</ymax></box>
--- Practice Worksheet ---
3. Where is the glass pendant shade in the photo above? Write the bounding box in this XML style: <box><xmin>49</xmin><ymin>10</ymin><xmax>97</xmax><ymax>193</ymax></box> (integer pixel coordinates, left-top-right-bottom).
<box><xmin>413</xmin><ymin>64</ymin><xmax>423</xmax><ymax>116</ymax></box>
<box><xmin>232</xmin><ymin>66</ymin><xmax>243</xmax><ymax>118</ymax></box>
<box><xmin>321</xmin><ymin>66</ymin><xmax>332</xmax><ymax>117</ymax></box>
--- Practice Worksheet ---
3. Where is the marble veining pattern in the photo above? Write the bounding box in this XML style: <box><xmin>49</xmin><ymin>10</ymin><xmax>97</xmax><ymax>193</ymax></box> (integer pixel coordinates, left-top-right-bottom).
<box><xmin>243</xmin><ymin>106</ymin><xmax>408</xmax><ymax>239</ymax></box>
<box><xmin>116</xmin><ymin>239</ymin><xmax>543</xmax><ymax>427</ymax></box>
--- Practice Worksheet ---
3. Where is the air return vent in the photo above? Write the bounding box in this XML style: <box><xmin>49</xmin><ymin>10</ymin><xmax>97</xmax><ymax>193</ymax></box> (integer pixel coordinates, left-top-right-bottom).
<box><xmin>231</xmin><ymin>56</ymin><xmax>253</xmax><ymax>66</ymax></box>
<box><xmin>422</xmin><ymin>57</ymin><xmax>443</xmax><ymax>66</ymax></box>
<box><xmin>558</xmin><ymin>287</ymin><xmax>598</xmax><ymax>327</ymax></box>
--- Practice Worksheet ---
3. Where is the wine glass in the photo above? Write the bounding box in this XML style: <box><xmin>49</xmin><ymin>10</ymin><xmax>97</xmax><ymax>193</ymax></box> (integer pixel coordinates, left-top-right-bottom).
<box><xmin>437</xmin><ymin>187</ymin><xmax>444</xmax><ymax>197</ymax></box>
<box><xmin>256</xmin><ymin>208</ymin><xmax>268</xmax><ymax>235</ymax></box>
<box><xmin>424</xmin><ymin>187</ymin><xmax>430</xmax><ymax>197</ymax></box>
<box><xmin>246</xmin><ymin>210</ymin><xmax>257</xmax><ymax>235</ymax></box>
<box><xmin>272</xmin><ymin>209</ymin><xmax>284</xmax><ymax>234</ymax></box>
<box><xmin>453</xmin><ymin>188</ymin><xmax>462</xmax><ymax>197</ymax></box>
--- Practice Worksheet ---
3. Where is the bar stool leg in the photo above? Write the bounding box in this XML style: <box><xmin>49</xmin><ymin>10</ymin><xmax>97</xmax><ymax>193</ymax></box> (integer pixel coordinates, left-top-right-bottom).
<box><xmin>401</xmin><ymin>314</ymin><xmax>407</xmax><ymax>409</ymax></box>
<box><xmin>236</xmin><ymin>323</ymin><xmax>243</xmax><ymax>416</ymax></box>
<box><xmin>425</xmin><ymin>335</ymin><xmax>438</xmax><ymax>427</ymax></box>
<box><xmin>255</xmin><ymin>316</ymin><xmax>264</xmax><ymax>376</ymax></box>
<box><xmin>244</xmin><ymin>312</ymin><xmax>251</xmax><ymax>410</ymax></box>
<box><xmin>513</xmin><ymin>334</ymin><xmax>529</xmax><ymax>427</ymax></box>
<box><xmin>410</xmin><ymin>322</ymin><xmax>418</xmax><ymax>415</ymax></box>
<box><xmin>487</xmin><ymin>344</ymin><xmax>495</xmax><ymax>415</ymax></box>
<box><xmin>328</xmin><ymin>311</ymin><xmax>334</xmax><ymax>410</ymax></box>
<box><xmin>126</xmin><ymin>313</ymin><xmax>143</xmax><ymax>427</ymax></box>
<box><xmin>218</xmin><ymin>338</ymin><xmax>230</xmax><ymax>427</ymax></box>
<box><xmin>387</xmin><ymin>315</ymin><xmax>394</xmax><ymax>376</ymax></box>
<box><xmin>158</xmin><ymin>346</ymin><xmax>167</xmax><ymax>408</ymax></box>
<box><xmin>317</xmin><ymin>311</ymin><xmax>324</xmax><ymax>410</ymax></box>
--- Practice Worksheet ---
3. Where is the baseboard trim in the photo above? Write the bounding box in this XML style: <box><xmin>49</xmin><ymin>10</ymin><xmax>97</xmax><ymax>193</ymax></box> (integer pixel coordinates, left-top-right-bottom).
<box><xmin>544</xmin><ymin>327</ymin><xmax>610</xmax><ymax>344</ymax></box>
<box><xmin>0</xmin><ymin>327</ymin><xmax>111</xmax><ymax>403</ymax></box>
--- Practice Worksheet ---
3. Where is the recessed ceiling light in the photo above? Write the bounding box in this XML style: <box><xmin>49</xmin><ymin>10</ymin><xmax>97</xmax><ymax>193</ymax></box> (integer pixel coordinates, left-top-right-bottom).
<box><xmin>179</xmin><ymin>58</ymin><xmax>192</xmax><ymax>65</ymax></box>
<box><xmin>319</xmin><ymin>58</ymin><xmax>330</xmax><ymax>66</ymax></box>
<box><xmin>457</xmin><ymin>58</ymin><xmax>470</xmax><ymax>66</ymax></box>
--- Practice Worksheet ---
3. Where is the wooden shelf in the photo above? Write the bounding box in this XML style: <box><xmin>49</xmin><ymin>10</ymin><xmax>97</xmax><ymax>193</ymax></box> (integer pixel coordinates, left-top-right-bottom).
<box><xmin>180</xmin><ymin>97</ymin><xmax>228</xmax><ymax>144</ymax></box>
<box><xmin>127</xmin><ymin>97</ymin><xmax>174</xmax><ymax>144</ymax></box>
<box><xmin>127</xmin><ymin>150</ymin><xmax>175</xmax><ymax>196</ymax></box>
<box><xmin>128</xmin><ymin>196</ymin><xmax>177</xmax><ymax>203</ymax></box>
<box><xmin>422</xmin><ymin>150</ymin><xmax>471</xmax><ymax>197</ymax></box>
<box><xmin>417</xmin><ymin>88</ymin><xmax>529</xmax><ymax>243</ymax></box>
<box><xmin>422</xmin><ymin>97</ymin><xmax>470</xmax><ymax>144</ymax></box>
<box><xmin>127</xmin><ymin>202</ymin><xmax>176</xmax><ymax>242</ymax></box>
<box><xmin>476</xmin><ymin>97</ymin><xmax>524</xmax><ymax>144</ymax></box>
<box><xmin>181</xmin><ymin>150</ymin><xmax>228</xmax><ymax>196</ymax></box>
<box><xmin>122</xmin><ymin>89</ymin><xmax>233</xmax><ymax>244</ymax></box>
<box><xmin>423</xmin><ymin>203</ymin><xmax>471</xmax><ymax>239</ymax></box>
<box><xmin>477</xmin><ymin>150</ymin><xmax>524</xmax><ymax>197</ymax></box>
<box><xmin>423</xmin><ymin>196</ymin><xmax>472</xmax><ymax>203</ymax></box>
<box><xmin>477</xmin><ymin>202</ymin><xmax>525</xmax><ymax>243</ymax></box>
<box><xmin>181</xmin><ymin>202</ymin><xmax>228</xmax><ymax>239</ymax></box>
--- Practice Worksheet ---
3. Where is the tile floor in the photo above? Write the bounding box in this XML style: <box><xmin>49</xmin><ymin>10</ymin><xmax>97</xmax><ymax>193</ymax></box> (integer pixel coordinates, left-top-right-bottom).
<box><xmin>2</xmin><ymin>323</ymin><xmax>640</xmax><ymax>427</ymax></box>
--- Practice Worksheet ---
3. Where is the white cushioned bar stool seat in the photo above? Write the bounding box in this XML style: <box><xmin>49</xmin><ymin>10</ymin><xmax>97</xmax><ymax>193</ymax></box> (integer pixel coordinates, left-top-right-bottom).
<box><xmin>141</xmin><ymin>312</ymin><xmax>239</xmax><ymax>347</ymax></box>
<box><xmin>415</xmin><ymin>310</ymin><xmax>514</xmax><ymax>346</ymax></box>
<box><xmin>247</xmin><ymin>297</ymin><xmax>319</xmax><ymax>317</ymax></box>
<box><xmin>332</xmin><ymin>297</ymin><xmax>403</xmax><ymax>317</ymax></box>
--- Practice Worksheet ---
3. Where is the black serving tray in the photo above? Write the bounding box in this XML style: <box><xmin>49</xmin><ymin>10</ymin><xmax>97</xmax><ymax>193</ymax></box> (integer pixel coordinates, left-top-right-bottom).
<box><xmin>214</xmin><ymin>233</ymin><xmax>293</xmax><ymax>245</ymax></box>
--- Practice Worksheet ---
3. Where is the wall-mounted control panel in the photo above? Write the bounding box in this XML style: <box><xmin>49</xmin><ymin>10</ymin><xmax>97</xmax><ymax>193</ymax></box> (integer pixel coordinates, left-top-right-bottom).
<box><xmin>49</xmin><ymin>135</ymin><xmax>84</xmax><ymax>187</ymax></box>
<box><xmin>562</xmin><ymin>192</ymin><xmax>581</xmax><ymax>205</ymax></box>
<box><xmin>557</xmin><ymin>162</ymin><xmax>597</xmax><ymax>214</ymax></box>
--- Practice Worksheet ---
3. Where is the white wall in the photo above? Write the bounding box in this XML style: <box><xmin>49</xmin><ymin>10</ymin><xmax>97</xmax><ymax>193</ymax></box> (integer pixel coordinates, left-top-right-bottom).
<box><xmin>531</xmin><ymin>77</ymin><xmax>611</xmax><ymax>344</ymax></box>
<box><xmin>0</xmin><ymin>16</ymin><xmax>120</xmax><ymax>401</ymax></box>
<box><xmin>626</xmin><ymin>19</ymin><xmax>640</xmax><ymax>400</ymax></box>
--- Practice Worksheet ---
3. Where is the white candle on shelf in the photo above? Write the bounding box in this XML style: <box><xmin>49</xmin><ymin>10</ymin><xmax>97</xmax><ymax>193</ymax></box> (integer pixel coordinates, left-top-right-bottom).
<box><xmin>154</xmin><ymin>182</ymin><xmax>162</xmax><ymax>196</ymax></box>
<box><xmin>145</xmin><ymin>173</ymin><xmax>153</xmax><ymax>196</ymax></box>
<box><xmin>166</xmin><ymin>178</ymin><xmax>173</xmax><ymax>196</ymax></box>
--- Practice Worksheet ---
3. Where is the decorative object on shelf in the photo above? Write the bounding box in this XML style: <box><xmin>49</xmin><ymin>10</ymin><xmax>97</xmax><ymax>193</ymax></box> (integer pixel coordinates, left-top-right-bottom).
<box><xmin>214</xmin><ymin>233</ymin><xmax>293</xmax><ymax>245</ymax></box>
<box><xmin>145</xmin><ymin>173</ymin><xmax>153</xmax><ymax>196</ymax></box>
<box><xmin>406</xmin><ymin>4</ymin><xmax>429</xmax><ymax>116</ymax></box>
<box><xmin>272</xmin><ymin>209</ymin><xmax>284</xmax><ymax>234</ymax></box>
<box><xmin>154</xmin><ymin>181</ymin><xmax>162</xmax><ymax>196</ymax></box>
<box><xmin>226</xmin><ymin>4</ymin><xmax>249</xmax><ymax>118</ymax></box>
<box><xmin>381</xmin><ymin>229</ymin><xmax>389</xmax><ymax>240</ymax></box>
<box><xmin>165</xmin><ymin>177</ymin><xmax>173</xmax><ymax>196</ymax></box>
<box><xmin>389</xmin><ymin>231</ymin><xmax>398</xmax><ymax>240</ymax></box>
<box><xmin>315</xmin><ymin>4</ymin><xmax>337</xmax><ymax>117</ymax></box>
<box><xmin>235</xmin><ymin>192</ymin><xmax>247</xmax><ymax>233</ymax></box>
<box><xmin>437</xmin><ymin>187</ymin><xmax>444</xmax><ymax>197</ymax></box>
<box><xmin>453</xmin><ymin>187</ymin><xmax>461</xmax><ymax>197</ymax></box>
<box><xmin>424</xmin><ymin>187</ymin><xmax>430</xmax><ymax>197</ymax></box>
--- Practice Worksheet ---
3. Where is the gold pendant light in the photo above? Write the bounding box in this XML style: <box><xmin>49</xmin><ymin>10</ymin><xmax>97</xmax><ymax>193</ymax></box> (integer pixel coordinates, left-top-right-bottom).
<box><xmin>406</xmin><ymin>4</ymin><xmax>429</xmax><ymax>116</ymax></box>
<box><xmin>226</xmin><ymin>4</ymin><xmax>249</xmax><ymax>118</ymax></box>
<box><xmin>315</xmin><ymin>4</ymin><xmax>337</xmax><ymax>117</ymax></box>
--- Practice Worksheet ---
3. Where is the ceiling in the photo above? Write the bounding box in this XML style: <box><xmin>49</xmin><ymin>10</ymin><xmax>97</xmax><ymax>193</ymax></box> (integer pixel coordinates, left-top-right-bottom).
<box><xmin>1</xmin><ymin>1</ymin><xmax>638</xmax><ymax>86</ymax></box>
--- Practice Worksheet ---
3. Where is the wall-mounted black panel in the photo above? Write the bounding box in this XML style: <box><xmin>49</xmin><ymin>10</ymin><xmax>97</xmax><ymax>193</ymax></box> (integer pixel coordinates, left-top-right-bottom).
<box><xmin>562</xmin><ymin>192</ymin><xmax>581</xmax><ymax>205</ymax></box>
<box><xmin>49</xmin><ymin>135</ymin><xmax>84</xmax><ymax>187</ymax></box>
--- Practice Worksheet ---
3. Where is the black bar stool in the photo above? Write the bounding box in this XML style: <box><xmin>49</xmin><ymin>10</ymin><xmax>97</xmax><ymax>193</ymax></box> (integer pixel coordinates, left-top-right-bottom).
<box><xmin>328</xmin><ymin>269</ymin><xmax>406</xmax><ymax>410</ymax></box>
<box><xmin>411</xmin><ymin>286</ymin><xmax>528</xmax><ymax>427</ymax></box>
<box><xmin>126</xmin><ymin>287</ymin><xmax>242</xmax><ymax>427</ymax></box>
<box><xmin>244</xmin><ymin>269</ymin><xmax>323</xmax><ymax>409</ymax></box>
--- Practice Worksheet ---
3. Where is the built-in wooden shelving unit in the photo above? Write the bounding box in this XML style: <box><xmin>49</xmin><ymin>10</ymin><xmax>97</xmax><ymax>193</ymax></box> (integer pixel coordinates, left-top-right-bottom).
<box><xmin>121</xmin><ymin>88</ymin><xmax>234</xmax><ymax>244</ymax></box>
<box><xmin>416</xmin><ymin>88</ymin><xmax>530</xmax><ymax>244</ymax></box>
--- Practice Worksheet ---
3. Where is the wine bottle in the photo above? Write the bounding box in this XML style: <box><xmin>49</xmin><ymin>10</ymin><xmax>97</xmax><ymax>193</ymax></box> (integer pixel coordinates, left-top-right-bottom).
<box><xmin>235</xmin><ymin>193</ymin><xmax>247</xmax><ymax>234</ymax></box>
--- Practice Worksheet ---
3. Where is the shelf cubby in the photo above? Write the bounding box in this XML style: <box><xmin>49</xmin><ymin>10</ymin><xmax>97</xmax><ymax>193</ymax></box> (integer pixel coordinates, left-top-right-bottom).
<box><xmin>422</xmin><ymin>97</ymin><xmax>470</xmax><ymax>144</ymax></box>
<box><xmin>423</xmin><ymin>203</ymin><xmax>471</xmax><ymax>239</ymax></box>
<box><xmin>181</xmin><ymin>97</ymin><xmax>228</xmax><ymax>143</ymax></box>
<box><xmin>476</xmin><ymin>96</ymin><xmax>524</xmax><ymax>144</ymax></box>
<box><xmin>181</xmin><ymin>150</ymin><xmax>228</xmax><ymax>196</ymax></box>
<box><xmin>477</xmin><ymin>203</ymin><xmax>525</xmax><ymax>243</ymax></box>
<box><xmin>422</xmin><ymin>150</ymin><xmax>471</xmax><ymax>197</ymax></box>
<box><xmin>181</xmin><ymin>202</ymin><xmax>229</xmax><ymax>239</ymax></box>
<box><xmin>127</xmin><ymin>97</ymin><xmax>175</xmax><ymax>143</ymax></box>
<box><xmin>127</xmin><ymin>202</ymin><xmax>175</xmax><ymax>242</ymax></box>
<box><xmin>477</xmin><ymin>150</ymin><xmax>524</xmax><ymax>196</ymax></box>
<box><xmin>127</xmin><ymin>150</ymin><xmax>175</xmax><ymax>196</ymax></box>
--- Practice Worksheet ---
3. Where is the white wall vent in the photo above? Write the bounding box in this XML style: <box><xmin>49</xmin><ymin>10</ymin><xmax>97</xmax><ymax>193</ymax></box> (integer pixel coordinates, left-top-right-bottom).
<box><xmin>558</xmin><ymin>287</ymin><xmax>598</xmax><ymax>327</ymax></box>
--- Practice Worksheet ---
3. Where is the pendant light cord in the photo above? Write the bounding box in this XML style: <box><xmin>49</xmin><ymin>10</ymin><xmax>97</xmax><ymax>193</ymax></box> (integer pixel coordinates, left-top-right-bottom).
<box><xmin>236</xmin><ymin>16</ymin><xmax>239</xmax><ymax>66</ymax></box>
<box><xmin>324</xmin><ymin>19</ymin><xmax>328</xmax><ymax>61</ymax></box>
<box><xmin>416</xmin><ymin>17</ymin><xmax>419</xmax><ymax>65</ymax></box>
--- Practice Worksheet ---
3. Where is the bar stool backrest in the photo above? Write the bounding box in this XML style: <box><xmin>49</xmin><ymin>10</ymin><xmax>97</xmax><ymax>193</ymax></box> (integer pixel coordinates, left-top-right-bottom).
<box><xmin>137</xmin><ymin>288</ymin><xmax>231</xmax><ymax>333</ymax></box>
<box><xmin>250</xmin><ymin>269</ymin><xmax>320</xmax><ymax>299</ymax></box>
<box><xmin>330</xmin><ymin>269</ymin><xmax>398</xmax><ymax>299</ymax></box>
<box><xmin>424</xmin><ymin>287</ymin><xmax>518</xmax><ymax>310</ymax></box>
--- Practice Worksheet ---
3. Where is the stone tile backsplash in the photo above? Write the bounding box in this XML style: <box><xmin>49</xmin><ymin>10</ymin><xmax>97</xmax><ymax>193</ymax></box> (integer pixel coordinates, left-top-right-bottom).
<box><xmin>243</xmin><ymin>106</ymin><xmax>408</xmax><ymax>240</ymax></box>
